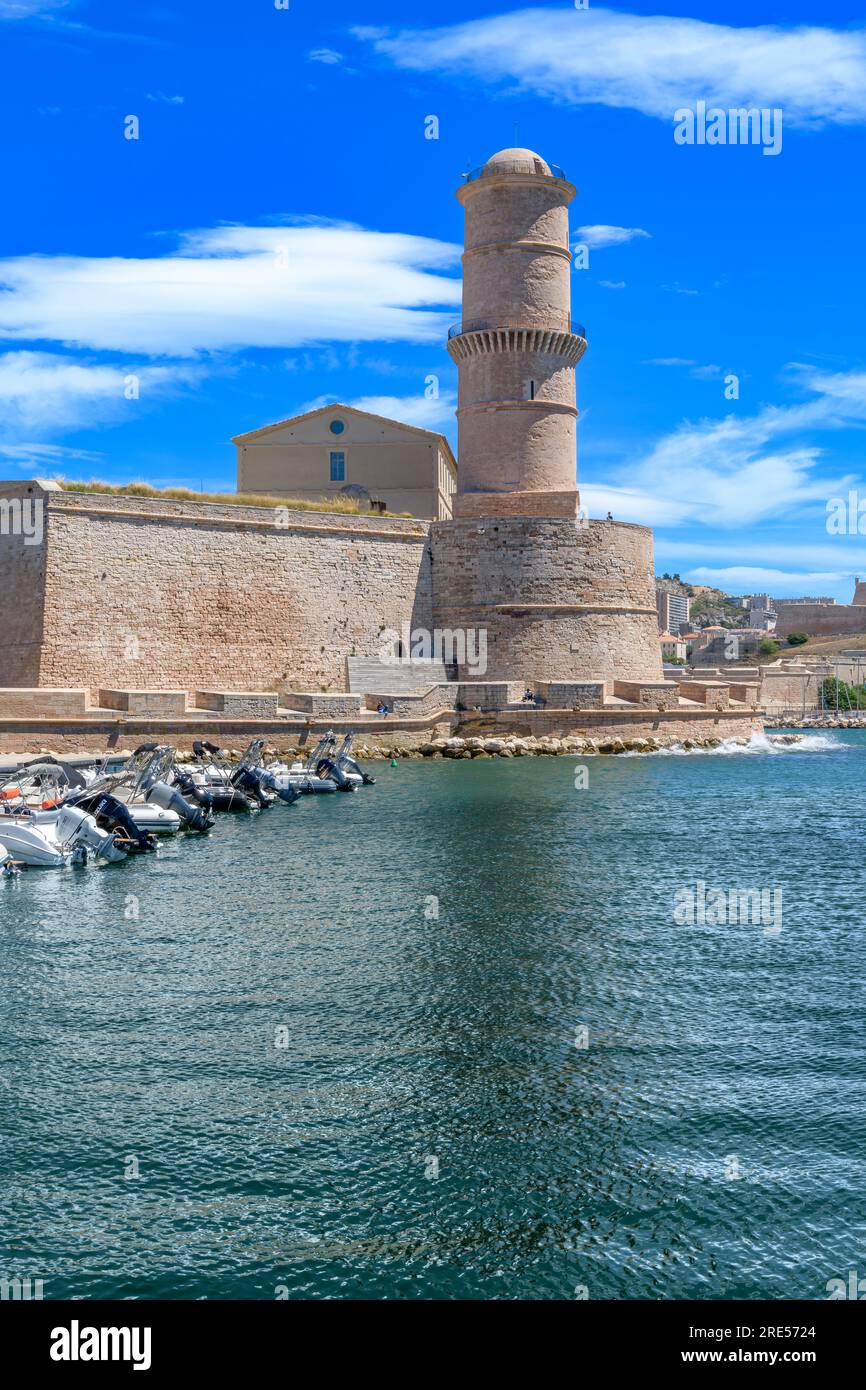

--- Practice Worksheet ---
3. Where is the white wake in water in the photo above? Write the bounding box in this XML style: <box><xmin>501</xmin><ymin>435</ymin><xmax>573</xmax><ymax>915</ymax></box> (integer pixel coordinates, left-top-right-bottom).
<box><xmin>650</xmin><ymin>730</ymin><xmax>844</xmax><ymax>757</ymax></box>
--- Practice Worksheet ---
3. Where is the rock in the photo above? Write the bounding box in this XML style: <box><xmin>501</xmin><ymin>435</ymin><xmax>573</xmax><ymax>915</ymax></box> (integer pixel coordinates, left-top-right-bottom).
<box><xmin>597</xmin><ymin>740</ymin><xmax>616</xmax><ymax>754</ymax></box>
<box><xmin>483</xmin><ymin>738</ymin><xmax>506</xmax><ymax>753</ymax></box>
<box><xmin>420</xmin><ymin>742</ymin><xmax>440</xmax><ymax>756</ymax></box>
<box><xmin>445</xmin><ymin>737</ymin><xmax>465</xmax><ymax>750</ymax></box>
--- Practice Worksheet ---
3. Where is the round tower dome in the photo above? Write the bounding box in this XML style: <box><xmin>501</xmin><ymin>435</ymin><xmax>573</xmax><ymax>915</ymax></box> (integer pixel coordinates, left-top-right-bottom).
<box><xmin>481</xmin><ymin>147</ymin><xmax>553</xmax><ymax>177</ymax></box>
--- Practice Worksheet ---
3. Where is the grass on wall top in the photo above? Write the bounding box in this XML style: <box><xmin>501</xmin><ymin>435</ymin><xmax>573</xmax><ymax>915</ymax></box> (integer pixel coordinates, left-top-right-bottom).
<box><xmin>55</xmin><ymin>479</ymin><xmax>410</xmax><ymax>517</ymax></box>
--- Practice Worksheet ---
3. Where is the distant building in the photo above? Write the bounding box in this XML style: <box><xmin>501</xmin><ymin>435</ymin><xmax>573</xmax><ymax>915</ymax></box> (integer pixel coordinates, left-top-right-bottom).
<box><xmin>660</xmin><ymin>632</ymin><xmax>688</xmax><ymax>661</ymax></box>
<box><xmin>234</xmin><ymin>403</ymin><xmax>458</xmax><ymax>520</ymax></box>
<box><xmin>740</xmin><ymin>592</ymin><xmax>777</xmax><ymax>631</ymax></box>
<box><xmin>749</xmin><ymin>609</ymin><xmax>777</xmax><ymax>631</ymax></box>
<box><xmin>656</xmin><ymin>588</ymin><xmax>690</xmax><ymax>634</ymax></box>
<box><xmin>774</xmin><ymin>596</ymin><xmax>836</xmax><ymax>606</ymax></box>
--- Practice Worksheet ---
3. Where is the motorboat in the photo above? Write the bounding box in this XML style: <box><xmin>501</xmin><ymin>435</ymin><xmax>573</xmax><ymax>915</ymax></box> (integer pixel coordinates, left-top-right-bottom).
<box><xmin>273</xmin><ymin>733</ymin><xmax>376</xmax><ymax>791</ymax></box>
<box><xmin>10</xmin><ymin>755</ymin><xmax>179</xmax><ymax>840</ymax></box>
<box><xmin>0</xmin><ymin>801</ymin><xmax>127</xmax><ymax>868</ymax></box>
<box><xmin>233</xmin><ymin>741</ymin><xmax>299</xmax><ymax>805</ymax></box>
<box><xmin>175</xmin><ymin>742</ymin><xmax>255</xmax><ymax>813</ymax></box>
<box><xmin>67</xmin><ymin>746</ymin><xmax>214</xmax><ymax>838</ymax></box>
<box><xmin>263</xmin><ymin>734</ymin><xmax>353</xmax><ymax>793</ymax></box>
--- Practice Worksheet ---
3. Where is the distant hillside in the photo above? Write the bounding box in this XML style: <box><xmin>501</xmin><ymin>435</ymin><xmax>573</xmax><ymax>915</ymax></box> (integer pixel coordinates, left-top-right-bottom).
<box><xmin>656</xmin><ymin>574</ymin><xmax>745</xmax><ymax>629</ymax></box>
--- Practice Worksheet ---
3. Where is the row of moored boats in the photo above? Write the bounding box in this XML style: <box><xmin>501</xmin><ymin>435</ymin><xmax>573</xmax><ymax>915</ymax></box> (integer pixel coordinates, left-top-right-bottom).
<box><xmin>0</xmin><ymin>735</ymin><xmax>375</xmax><ymax>871</ymax></box>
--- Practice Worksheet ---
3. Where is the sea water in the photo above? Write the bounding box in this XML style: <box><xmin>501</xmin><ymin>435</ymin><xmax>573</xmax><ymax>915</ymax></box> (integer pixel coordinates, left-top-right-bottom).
<box><xmin>1</xmin><ymin>731</ymin><xmax>863</xmax><ymax>1300</ymax></box>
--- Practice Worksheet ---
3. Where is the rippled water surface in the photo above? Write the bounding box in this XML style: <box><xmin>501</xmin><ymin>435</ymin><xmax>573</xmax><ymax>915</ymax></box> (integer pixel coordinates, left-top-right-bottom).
<box><xmin>1</xmin><ymin>732</ymin><xmax>865</xmax><ymax>1300</ymax></box>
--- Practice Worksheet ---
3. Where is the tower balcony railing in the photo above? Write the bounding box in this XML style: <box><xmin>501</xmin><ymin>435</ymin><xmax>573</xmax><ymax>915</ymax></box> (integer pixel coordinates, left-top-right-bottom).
<box><xmin>463</xmin><ymin>159</ymin><xmax>568</xmax><ymax>182</ymax></box>
<box><xmin>448</xmin><ymin>318</ymin><xmax>586</xmax><ymax>341</ymax></box>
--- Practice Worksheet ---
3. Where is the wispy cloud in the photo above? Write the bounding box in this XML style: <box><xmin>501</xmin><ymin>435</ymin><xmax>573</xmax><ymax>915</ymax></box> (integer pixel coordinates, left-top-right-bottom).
<box><xmin>575</xmin><ymin>225</ymin><xmax>650</xmax><ymax>249</ymax></box>
<box><xmin>582</xmin><ymin>365</ymin><xmax>866</xmax><ymax>529</ymax></box>
<box><xmin>599</xmin><ymin>280</ymin><xmax>626</xmax><ymax>290</ymax></box>
<box><xmin>147</xmin><ymin>91</ymin><xmax>184</xmax><ymax>105</ymax></box>
<box><xmin>302</xmin><ymin>390</ymin><xmax>457</xmax><ymax>433</ymax></box>
<box><xmin>0</xmin><ymin>1</ymin><xmax>68</xmax><ymax>16</ymax></box>
<box><xmin>686</xmin><ymin>566</ymin><xmax>849</xmax><ymax>594</ymax></box>
<box><xmin>0</xmin><ymin>441</ymin><xmax>103</xmax><ymax>468</ymax></box>
<box><xmin>356</xmin><ymin>8</ymin><xmax>866</xmax><ymax>126</ymax></box>
<box><xmin>0</xmin><ymin>222</ymin><xmax>461</xmax><ymax>357</ymax></box>
<box><xmin>309</xmin><ymin>48</ymin><xmax>343</xmax><ymax>65</ymax></box>
<box><xmin>0</xmin><ymin>351</ymin><xmax>204</xmax><ymax>435</ymax></box>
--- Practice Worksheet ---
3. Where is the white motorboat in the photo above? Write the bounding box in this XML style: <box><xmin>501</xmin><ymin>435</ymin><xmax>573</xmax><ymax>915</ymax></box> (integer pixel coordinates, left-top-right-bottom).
<box><xmin>263</xmin><ymin>734</ymin><xmax>345</xmax><ymax>792</ymax></box>
<box><xmin>3</xmin><ymin>759</ymin><xmax>181</xmax><ymax>840</ymax></box>
<box><xmin>0</xmin><ymin>804</ymin><xmax>126</xmax><ymax>868</ymax></box>
<box><xmin>276</xmin><ymin>733</ymin><xmax>377</xmax><ymax>790</ymax></box>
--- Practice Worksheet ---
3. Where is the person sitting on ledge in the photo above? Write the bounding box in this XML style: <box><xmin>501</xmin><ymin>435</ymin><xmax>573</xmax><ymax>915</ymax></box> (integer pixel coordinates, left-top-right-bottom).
<box><xmin>376</xmin><ymin>701</ymin><xmax>392</xmax><ymax>717</ymax></box>
<box><xmin>606</xmin><ymin>510</ymin><xmax>613</xmax><ymax>520</ymax></box>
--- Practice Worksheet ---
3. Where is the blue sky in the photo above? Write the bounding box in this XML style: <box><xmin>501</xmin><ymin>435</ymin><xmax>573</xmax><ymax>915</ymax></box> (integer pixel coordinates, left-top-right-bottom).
<box><xmin>2</xmin><ymin>0</ymin><xmax>866</xmax><ymax>600</ymax></box>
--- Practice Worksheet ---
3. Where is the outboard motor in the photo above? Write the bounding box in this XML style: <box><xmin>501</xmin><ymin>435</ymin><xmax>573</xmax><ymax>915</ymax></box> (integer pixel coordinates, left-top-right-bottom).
<box><xmin>340</xmin><ymin>750</ymin><xmax>376</xmax><ymax>786</ymax></box>
<box><xmin>230</xmin><ymin>765</ymin><xmax>274</xmax><ymax>809</ymax></box>
<box><xmin>314</xmin><ymin>753</ymin><xmax>355</xmax><ymax>791</ymax></box>
<box><xmin>68</xmin><ymin>790</ymin><xmax>158</xmax><ymax>854</ymax></box>
<box><xmin>147</xmin><ymin>779</ymin><xmax>215</xmax><ymax>832</ymax></box>
<box><xmin>55</xmin><ymin>804</ymin><xmax>127</xmax><ymax>863</ymax></box>
<box><xmin>258</xmin><ymin>770</ymin><xmax>301</xmax><ymax>805</ymax></box>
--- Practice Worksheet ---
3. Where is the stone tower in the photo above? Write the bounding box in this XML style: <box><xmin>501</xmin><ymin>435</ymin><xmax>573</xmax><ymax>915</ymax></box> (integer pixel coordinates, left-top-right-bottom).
<box><xmin>432</xmin><ymin>146</ymin><xmax>664</xmax><ymax>688</ymax></box>
<box><xmin>853</xmin><ymin>576</ymin><xmax>866</xmax><ymax>606</ymax></box>
<box><xmin>446</xmin><ymin>148</ymin><xmax>586</xmax><ymax>518</ymax></box>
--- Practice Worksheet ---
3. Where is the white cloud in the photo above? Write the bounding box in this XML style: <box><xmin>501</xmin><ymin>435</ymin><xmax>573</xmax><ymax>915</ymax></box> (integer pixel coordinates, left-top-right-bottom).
<box><xmin>644</xmin><ymin>357</ymin><xmax>695</xmax><ymax>367</ymax></box>
<box><xmin>575</xmin><ymin>225</ymin><xmax>650</xmax><ymax>249</ymax></box>
<box><xmin>147</xmin><ymin>91</ymin><xmax>184</xmax><ymax>105</ymax></box>
<box><xmin>0</xmin><ymin>223</ymin><xmax>461</xmax><ymax>357</ymax></box>
<box><xmin>0</xmin><ymin>1</ymin><xmax>67</xmax><ymax>16</ymax></box>
<box><xmin>302</xmin><ymin>390</ymin><xmax>457</xmax><ymax>433</ymax></box>
<box><xmin>688</xmin><ymin>567</ymin><xmax>848</xmax><ymax>592</ymax></box>
<box><xmin>0</xmin><ymin>351</ymin><xmax>204</xmax><ymax>435</ymax></box>
<box><xmin>582</xmin><ymin>367</ymin><xmax>866</xmax><ymax>529</ymax></box>
<box><xmin>309</xmin><ymin>48</ymin><xmax>343</xmax><ymax>65</ymax></box>
<box><xmin>599</xmin><ymin>280</ymin><xmax>626</xmax><ymax>290</ymax></box>
<box><xmin>357</xmin><ymin>8</ymin><xmax>866</xmax><ymax>126</ymax></box>
<box><xmin>0</xmin><ymin>441</ymin><xmax>103</xmax><ymax>468</ymax></box>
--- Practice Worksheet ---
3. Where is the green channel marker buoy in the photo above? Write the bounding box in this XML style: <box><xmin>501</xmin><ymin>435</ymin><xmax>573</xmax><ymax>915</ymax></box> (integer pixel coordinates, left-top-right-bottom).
<box><xmin>391</xmin><ymin>758</ymin><xmax>398</xmax><ymax>767</ymax></box>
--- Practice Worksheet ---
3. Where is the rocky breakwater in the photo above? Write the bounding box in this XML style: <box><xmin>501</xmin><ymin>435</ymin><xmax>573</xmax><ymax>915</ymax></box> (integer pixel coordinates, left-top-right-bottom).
<box><xmin>416</xmin><ymin>733</ymin><xmax>733</xmax><ymax>758</ymax></box>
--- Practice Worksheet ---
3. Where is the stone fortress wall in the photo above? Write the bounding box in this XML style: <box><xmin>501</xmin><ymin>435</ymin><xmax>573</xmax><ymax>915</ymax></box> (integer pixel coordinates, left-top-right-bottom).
<box><xmin>431</xmin><ymin>515</ymin><xmax>662</xmax><ymax>684</ymax></box>
<box><xmin>774</xmin><ymin>602</ymin><xmax>866</xmax><ymax>639</ymax></box>
<box><xmin>0</xmin><ymin>483</ymin><xmax>432</xmax><ymax>695</ymax></box>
